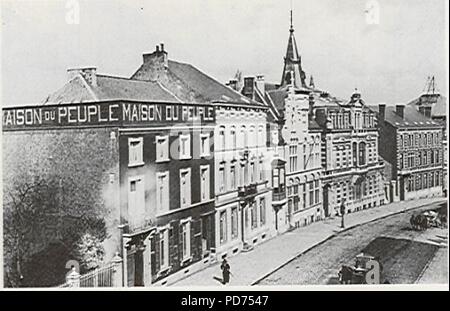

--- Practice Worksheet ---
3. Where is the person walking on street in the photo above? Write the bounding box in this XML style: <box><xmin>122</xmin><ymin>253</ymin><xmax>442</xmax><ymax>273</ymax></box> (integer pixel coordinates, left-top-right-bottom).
<box><xmin>340</xmin><ymin>199</ymin><xmax>346</xmax><ymax>229</ymax></box>
<box><xmin>220</xmin><ymin>258</ymin><xmax>231</xmax><ymax>285</ymax></box>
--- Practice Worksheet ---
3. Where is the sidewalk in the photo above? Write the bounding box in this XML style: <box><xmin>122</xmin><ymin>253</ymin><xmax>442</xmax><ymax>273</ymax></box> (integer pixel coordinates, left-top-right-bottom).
<box><xmin>172</xmin><ymin>197</ymin><xmax>447</xmax><ymax>287</ymax></box>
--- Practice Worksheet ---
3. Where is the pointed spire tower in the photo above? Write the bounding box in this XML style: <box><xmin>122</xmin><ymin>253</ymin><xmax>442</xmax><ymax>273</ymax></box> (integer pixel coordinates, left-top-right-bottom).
<box><xmin>280</xmin><ymin>9</ymin><xmax>306</xmax><ymax>88</ymax></box>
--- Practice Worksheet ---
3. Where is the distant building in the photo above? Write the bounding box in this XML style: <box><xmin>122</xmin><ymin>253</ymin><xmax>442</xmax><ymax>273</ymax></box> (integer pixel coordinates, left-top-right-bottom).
<box><xmin>374</xmin><ymin>104</ymin><xmax>444</xmax><ymax>201</ymax></box>
<box><xmin>408</xmin><ymin>76</ymin><xmax>447</xmax><ymax>195</ymax></box>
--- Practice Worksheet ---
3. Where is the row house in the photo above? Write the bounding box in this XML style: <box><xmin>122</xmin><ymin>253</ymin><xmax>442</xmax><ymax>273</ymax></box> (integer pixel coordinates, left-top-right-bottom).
<box><xmin>375</xmin><ymin>104</ymin><xmax>444</xmax><ymax>201</ymax></box>
<box><xmin>2</xmin><ymin>66</ymin><xmax>216</xmax><ymax>287</ymax></box>
<box><xmin>130</xmin><ymin>45</ymin><xmax>274</xmax><ymax>263</ymax></box>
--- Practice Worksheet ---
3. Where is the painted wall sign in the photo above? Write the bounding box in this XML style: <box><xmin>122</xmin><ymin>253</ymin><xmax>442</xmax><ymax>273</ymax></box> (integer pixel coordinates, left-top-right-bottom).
<box><xmin>2</xmin><ymin>102</ymin><xmax>215</xmax><ymax>130</ymax></box>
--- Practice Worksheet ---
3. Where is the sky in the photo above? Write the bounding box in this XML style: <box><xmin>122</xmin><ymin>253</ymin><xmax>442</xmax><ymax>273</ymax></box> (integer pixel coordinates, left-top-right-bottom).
<box><xmin>0</xmin><ymin>0</ymin><xmax>448</xmax><ymax>106</ymax></box>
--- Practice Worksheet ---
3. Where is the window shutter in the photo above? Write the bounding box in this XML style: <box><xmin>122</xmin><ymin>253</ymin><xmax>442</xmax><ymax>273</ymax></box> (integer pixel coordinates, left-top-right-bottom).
<box><xmin>152</xmin><ymin>235</ymin><xmax>159</xmax><ymax>279</ymax></box>
<box><xmin>191</xmin><ymin>219</ymin><xmax>200</xmax><ymax>260</ymax></box>
<box><xmin>168</xmin><ymin>225</ymin><xmax>175</xmax><ymax>268</ymax></box>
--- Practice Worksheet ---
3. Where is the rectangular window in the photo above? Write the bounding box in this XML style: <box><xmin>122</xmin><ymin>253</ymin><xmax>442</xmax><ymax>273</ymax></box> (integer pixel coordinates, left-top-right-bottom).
<box><xmin>302</xmin><ymin>184</ymin><xmax>307</xmax><ymax>209</ymax></box>
<box><xmin>273</xmin><ymin>168</ymin><xmax>279</xmax><ymax>188</ymax></box>
<box><xmin>309</xmin><ymin>181</ymin><xmax>314</xmax><ymax>206</ymax></box>
<box><xmin>314</xmin><ymin>180</ymin><xmax>320</xmax><ymax>204</ymax></box>
<box><xmin>128</xmin><ymin>176</ymin><xmax>145</xmax><ymax>227</ymax></box>
<box><xmin>180</xmin><ymin>168</ymin><xmax>191</xmax><ymax>207</ymax></box>
<box><xmin>180</xmin><ymin>220</ymin><xmax>191</xmax><ymax>260</ymax></box>
<box><xmin>259</xmin><ymin>197</ymin><xmax>266</xmax><ymax>225</ymax></box>
<box><xmin>179</xmin><ymin>134</ymin><xmax>191</xmax><ymax>159</ymax></box>
<box><xmin>251</xmin><ymin>202</ymin><xmax>258</xmax><ymax>229</ymax></box>
<box><xmin>156</xmin><ymin>172</ymin><xmax>169</xmax><ymax>213</ymax></box>
<box><xmin>200</xmin><ymin>133</ymin><xmax>210</xmax><ymax>157</ymax></box>
<box><xmin>156</xmin><ymin>135</ymin><xmax>169</xmax><ymax>162</ymax></box>
<box><xmin>219</xmin><ymin>210</ymin><xmax>227</xmax><ymax>244</ymax></box>
<box><xmin>200</xmin><ymin>165</ymin><xmax>210</xmax><ymax>201</ymax></box>
<box><xmin>250</xmin><ymin>161</ymin><xmax>255</xmax><ymax>183</ymax></box>
<box><xmin>293</xmin><ymin>196</ymin><xmax>299</xmax><ymax>212</ymax></box>
<box><xmin>128</xmin><ymin>137</ymin><xmax>143</xmax><ymax>166</ymax></box>
<box><xmin>231</xmin><ymin>207</ymin><xmax>238</xmax><ymax>239</ymax></box>
<box><xmin>159</xmin><ymin>229</ymin><xmax>169</xmax><ymax>269</ymax></box>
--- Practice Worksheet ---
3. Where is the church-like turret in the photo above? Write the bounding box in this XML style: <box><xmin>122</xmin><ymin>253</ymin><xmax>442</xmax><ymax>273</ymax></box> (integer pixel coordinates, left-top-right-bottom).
<box><xmin>280</xmin><ymin>10</ymin><xmax>307</xmax><ymax>88</ymax></box>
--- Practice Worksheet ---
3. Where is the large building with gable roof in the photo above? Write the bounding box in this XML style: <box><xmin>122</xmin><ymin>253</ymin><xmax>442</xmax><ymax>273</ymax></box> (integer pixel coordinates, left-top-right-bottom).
<box><xmin>130</xmin><ymin>44</ymin><xmax>274</xmax><ymax>266</ymax></box>
<box><xmin>3</xmin><ymin>60</ymin><xmax>217</xmax><ymax>286</ymax></box>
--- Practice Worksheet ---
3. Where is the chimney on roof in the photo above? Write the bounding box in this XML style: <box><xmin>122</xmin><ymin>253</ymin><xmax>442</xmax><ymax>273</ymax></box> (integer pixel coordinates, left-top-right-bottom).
<box><xmin>67</xmin><ymin>67</ymin><xmax>97</xmax><ymax>87</ymax></box>
<box><xmin>396</xmin><ymin>104</ymin><xmax>405</xmax><ymax>119</ymax></box>
<box><xmin>139</xmin><ymin>43</ymin><xmax>168</xmax><ymax>81</ymax></box>
<box><xmin>379</xmin><ymin>103</ymin><xmax>386</xmax><ymax>122</ymax></box>
<box><xmin>309</xmin><ymin>75</ymin><xmax>315</xmax><ymax>88</ymax></box>
<box><xmin>226</xmin><ymin>79</ymin><xmax>238</xmax><ymax>91</ymax></box>
<box><xmin>256</xmin><ymin>75</ymin><xmax>265</xmax><ymax>95</ymax></box>
<box><xmin>242</xmin><ymin>76</ymin><xmax>255</xmax><ymax>99</ymax></box>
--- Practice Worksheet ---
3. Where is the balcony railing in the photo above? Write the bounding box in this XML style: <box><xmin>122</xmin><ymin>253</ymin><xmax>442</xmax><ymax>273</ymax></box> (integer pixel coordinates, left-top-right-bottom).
<box><xmin>238</xmin><ymin>183</ymin><xmax>258</xmax><ymax>199</ymax></box>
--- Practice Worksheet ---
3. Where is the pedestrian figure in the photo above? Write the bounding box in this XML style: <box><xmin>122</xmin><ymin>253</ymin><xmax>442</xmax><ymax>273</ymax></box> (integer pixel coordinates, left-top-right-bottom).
<box><xmin>340</xmin><ymin>199</ymin><xmax>346</xmax><ymax>228</ymax></box>
<box><xmin>220</xmin><ymin>258</ymin><xmax>231</xmax><ymax>285</ymax></box>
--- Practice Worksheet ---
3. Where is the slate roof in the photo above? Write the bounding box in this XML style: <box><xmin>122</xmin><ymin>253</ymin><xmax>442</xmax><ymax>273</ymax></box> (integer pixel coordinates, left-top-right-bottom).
<box><xmin>131</xmin><ymin>59</ymin><xmax>263</xmax><ymax>107</ymax></box>
<box><xmin>407</xmin><ymin>94</ymin><xmax>447</xmax><ymax>118</ymax></box>
<box><xmin>369</xmin><ymin>105</ymin><xmax>442</xmax><ymax>128</ymax></box>
<box><xmin>43</xmin><ymin>74</ymin><xmax>180</xmax><ymax>104</ymax></box>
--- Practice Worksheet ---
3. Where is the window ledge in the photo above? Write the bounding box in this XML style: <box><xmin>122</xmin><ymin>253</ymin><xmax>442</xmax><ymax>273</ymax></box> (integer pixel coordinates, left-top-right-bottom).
<box><xmin>157</xmin><ymin>266</ymin><xmax>172</xmax><ymax>278</ymax></box>
<box><xmin>128</xmin><ymin>162</ymin><xmax>145</xmax><ymax>168</ymax></box>
<box><xmin>181</xmin><ymin>256</ymin><xmax>192</xmax><ymax>266</ymax></box>
<box><xmin>179</xmin><ymin>156</ymin><xmax>192</xmax><ymax>160</ymax></box>
<box><xmin>155</xmin><ymin>158</ymin><xmax>170</xmax><ymax>164</ymax></box>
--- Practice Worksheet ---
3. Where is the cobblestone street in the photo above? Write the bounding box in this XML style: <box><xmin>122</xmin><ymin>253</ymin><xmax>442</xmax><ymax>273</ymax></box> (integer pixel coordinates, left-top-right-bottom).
<box><xmin>171</xmin><ymin>197</ymin><xmax>447</xmax><ymax>286</ymax></box>
<box><xmin>258</xmin><ymin>200</ymin><xmax>447</xmax><ymax>285</ymax></box>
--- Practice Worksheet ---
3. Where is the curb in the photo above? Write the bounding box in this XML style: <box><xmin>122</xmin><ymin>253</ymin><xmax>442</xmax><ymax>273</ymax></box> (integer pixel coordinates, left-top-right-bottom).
<box><xmin>251</xmin><ymin>198</ymin><xmax>446</xmax><ymax>285</ymax></box>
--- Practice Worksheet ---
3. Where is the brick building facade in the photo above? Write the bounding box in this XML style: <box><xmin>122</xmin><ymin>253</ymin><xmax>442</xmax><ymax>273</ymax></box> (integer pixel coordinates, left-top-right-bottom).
<box><xmin>2</xmin><ymin>66</ymin><xmax>216</xmax><ymax>286</ymax></box>
<box><xmin>375</xmin><ymin>104</ymin><xmax>444</xmax><ymax>201</ymax></box>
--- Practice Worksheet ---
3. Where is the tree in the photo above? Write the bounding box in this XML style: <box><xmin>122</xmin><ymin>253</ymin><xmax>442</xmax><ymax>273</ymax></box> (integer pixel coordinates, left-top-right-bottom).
<box><xmin>75</xmin><ymin>232</ymin><xmax>105</xmax><ymax>272</ymax></box>
<box><xmin>3</xmin><ymin>177</ymin><xmax>107</xmax><ymax>287</ymax></box>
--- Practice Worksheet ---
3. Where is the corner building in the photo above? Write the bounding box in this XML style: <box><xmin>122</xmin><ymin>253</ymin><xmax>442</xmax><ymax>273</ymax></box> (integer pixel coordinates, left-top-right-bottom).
<box><xmin>130</xmin><ymin>44</ymin><xmax>275</xmax><ymax>262</ymax></box>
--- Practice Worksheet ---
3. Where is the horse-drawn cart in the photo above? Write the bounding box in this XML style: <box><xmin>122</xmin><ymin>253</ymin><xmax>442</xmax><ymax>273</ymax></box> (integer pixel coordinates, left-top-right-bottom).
<box><xmin>338</xmin><ymin>253</ymin><xmax>378</xmax><ymax>284</ymax></box>
<box><xmin>410</xmin><ymin>210</ymin><xmax>443</xmax><ymax>231</ymax></box>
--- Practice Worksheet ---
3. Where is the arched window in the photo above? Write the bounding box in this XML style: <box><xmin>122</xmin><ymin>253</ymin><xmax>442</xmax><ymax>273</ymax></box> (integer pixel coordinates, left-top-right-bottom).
<box><xmin>230</xmin><ymin>126</ymin><xmax>236</xmax><ymax>150</ymax></box>
<box><xmin>249</xmin><ymin>126</ymin><xmax>255</xmax><ymax>147</ymax></box>
<box><xmin>219</xmin><ymin>126</ymin><xmax>226</xmax><ymax>151</ymax></box>
<box><xmin>258</xmin><ymin>125</ymin><xmax>265</xmax><ymax>148</ymax></box>
<box><xmin>240</xmin><ymin>126</ymin><xmax>247</xmax><ymax>148</ymax></box>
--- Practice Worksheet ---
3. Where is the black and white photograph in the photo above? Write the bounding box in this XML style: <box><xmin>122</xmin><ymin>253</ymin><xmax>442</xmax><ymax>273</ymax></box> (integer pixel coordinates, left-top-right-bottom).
<box><xmin>0</xmin><ymin>0</ymin><xmax>448</xmax><ymax>290</ymax></box>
